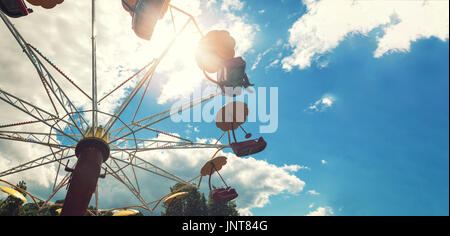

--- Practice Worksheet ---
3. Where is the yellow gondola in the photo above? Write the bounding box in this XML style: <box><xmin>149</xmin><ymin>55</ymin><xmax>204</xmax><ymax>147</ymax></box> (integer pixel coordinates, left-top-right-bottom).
<box><xmin>0</xmin><ymin>186</ymin><xmax>27</xmax><ymax>202</ymax></box>
<box><xmin>163</xmin><ymin>191</ymin><xmax>188</xmax><ymax>205</ymax></box>
<box><xmin>113</xmin><ymin>209</ymin><xmax>140</xmax><ymax>216</ymax></box>
<box><xmin>200</xmin><ymin>156</ymin><xmax>227</xmax><ymax>177</ymax></box>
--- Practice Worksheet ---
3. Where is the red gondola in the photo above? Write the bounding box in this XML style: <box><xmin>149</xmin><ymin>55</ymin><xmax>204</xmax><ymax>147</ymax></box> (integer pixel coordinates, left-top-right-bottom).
<box><xmin>122</xmin><ymin>0</ymin><xmax>170</xmax><ymax>41</ymax></box>
<box><xmin>215</xmin><ymin>102</ymin><xmax>267</xmax><ymax>157</ymax></box>
<box><xmin>0</xmin><ymin>0</ymin><xmax>32</xmax><ymax>18</ymax></box>
<box><xmin>229</xmin><ymin>124</ymin><xmax>267</xmax><ymax>157</ymax></box>
<box><xmin>201</xmin><ymin>156</ymin><xmax>238</xmax><ymax>204</ymax></box>
<box><xmin>230</xmin><ymin>137</ymin><xmax>267</xmax><ymax>158</ymax></box>
<box><xmin>202</xmin><ymin>55</ymin><xmax>254</xmax><ymax>97</ymax></box>
<box><xmin>207</xmin><ymin>158</ymin><xmax>238</xmax><ymax>204</ymax></box>
<box><xmin>211</xmin><ymin>187</ymin><xmax>238</xmax><ymax>204</ymax></box>
<box><xmin>216</xmin><ymin>57</ymin><xmax>254</xmax><ymax>97</ymax></box>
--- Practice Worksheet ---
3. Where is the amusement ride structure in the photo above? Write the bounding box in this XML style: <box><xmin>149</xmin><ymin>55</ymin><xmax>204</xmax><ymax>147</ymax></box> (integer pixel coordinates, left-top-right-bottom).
<box><xmin>0</xmin><ymin>0</ymin><xmax>267</xmax><ymax>216</ymax></box>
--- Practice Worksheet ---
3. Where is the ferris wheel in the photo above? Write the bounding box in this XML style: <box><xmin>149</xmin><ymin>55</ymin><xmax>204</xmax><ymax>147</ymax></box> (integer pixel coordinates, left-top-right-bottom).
<box><xmin>0</xmin><ymin>0</ymin><xmax>267</xmax><ymax>216</ymax></box>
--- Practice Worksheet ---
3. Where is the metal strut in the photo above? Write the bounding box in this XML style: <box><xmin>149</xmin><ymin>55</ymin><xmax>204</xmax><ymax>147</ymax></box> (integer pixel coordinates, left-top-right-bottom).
<box><xmin>92</xmin><ymin>0</ymin><xmax>98</xmax><ymax>130</ymax></box>
<box><xmin>1</xmin><ymin>11</ymin><xmax>89</xmax><ymax>136</ymax></box>
<box><xmin>0</xmin><ymin>3</ymin><xmax>231</xmax><ymax>216</ymax></box>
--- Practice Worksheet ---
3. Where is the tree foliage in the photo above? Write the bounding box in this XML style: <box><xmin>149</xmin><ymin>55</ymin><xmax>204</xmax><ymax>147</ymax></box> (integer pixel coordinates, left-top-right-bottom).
<box><xmin>164</xmin><ymin>183</ymin><xmax>239</xmax><ymax>216</ymax></box>
<box><xmin>1</xmin><ymin>181</ymin><xmax>238</xmax><ymax>216</ymax></box>
<box><xmin>0</xmin><ymin>181</ymin><xmax>64</xmax><ymax>216</ymax></box>
<box><xmin>0</xmin><ymin>181</ymin><xmax>108</xmax><ymax>216</ymax></box>
<box><xmin>207</xmin><ymin>193</ymin><xmax>239</xmax><ymax>216</ymax></box>
<box><xmin>0</xmin><ymin>181</ymin><xmax>27</xmax><ymax>216</ymax></box>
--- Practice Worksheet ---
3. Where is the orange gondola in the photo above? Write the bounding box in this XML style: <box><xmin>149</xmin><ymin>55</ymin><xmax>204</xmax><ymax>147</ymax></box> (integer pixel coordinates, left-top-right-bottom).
<box><xmin>215</xmin><ymin>101</ymin><xmax>249</xmax><ymax>132</ymax></box>
<box><xmin>26</xmin><ymin>0</ymin><xmax>63</xmax><ymax>9</ymax></box>
<box><xmin>196</xmin><ymin>30</ymin><xmax>236</xmax><ymax>73</ymax></box>
<box><xmin>196</xmin><ymin>30</ymin><xmax>254</xmax><ymax>97</ymax></box>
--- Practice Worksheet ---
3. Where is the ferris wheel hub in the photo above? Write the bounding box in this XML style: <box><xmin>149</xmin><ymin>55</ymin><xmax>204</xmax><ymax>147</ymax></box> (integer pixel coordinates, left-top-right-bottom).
<box><xmin>75</xmin><ymin>127</ymin><xmax>110</xmax><ymax>162</ymax></box>
<box><xmin>62</xmin><ymin>127</ymin><xmax>110</xmax><ymax>216</ymax></box>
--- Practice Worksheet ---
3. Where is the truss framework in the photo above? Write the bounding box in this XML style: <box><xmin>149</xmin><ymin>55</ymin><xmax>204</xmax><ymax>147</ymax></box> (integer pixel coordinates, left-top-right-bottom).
<box><xmin>0</xmin><ymin>2</ymin><xmax>228</xmax><ymax>215</ymax></box>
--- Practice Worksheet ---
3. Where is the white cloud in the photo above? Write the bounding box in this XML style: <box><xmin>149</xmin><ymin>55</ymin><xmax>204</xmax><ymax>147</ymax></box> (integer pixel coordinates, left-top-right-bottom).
<box><xmin>253</xmin><ymin>40</ymin><xmax>286</xmax><ymax>71</ymax></box>
<box><xmin>308</xmin><ymin>190</ymin><xmax>320</xmax><ymax>196</ymax></box>
<box><xmin>306</xmin><ymin>206</ymin><xmax>334</xmax><ymax>216</ymax></box>
<box><xmin>185</xmin><ymin>124</ymin><xmax>200</xmax><ymax>134</ymax></box>
<box><xmin>252</xmin><ymin>54</ymin><xmax>263</xmax><ymax>70</ymax></box>
<box><xmin>111</xmin><ymin>137</ymin><xmax>307</xmax><ymax>215</ymax></box>
<box><xmin>276</xmin><ymin>39</ymin><xmax>284</xmax><ymax>47</ymax></box>
<box><xmin>322</xmin><ymin>97</ymin><xmax>333</xmax><ymax>107</ymax></box>
<box><xmin>221</xmin><ymin>0</ymin><xmax>245</xmax><ymax>12</ymax></box>
<box><xmin>281</xmin><ymin>164</ymin><xmax>310</xmax><ymax>172</ymax></box>
<box><xmin>283</xmin><ymin>0</ymin><xmax>450</xmax><ymax>70</ymax></box>
<box><xmin>321</xmin><ymin>160</ymin><xmax>327</xmax><ymax>165</ymax></box>
<box><xmin>252</xmin><ymin>48</ymin><xmax>272</xmax><ymax>70</ymax></box>
<box><xmin>0</xmin><ymin>140</ymin><xmax>73</xmax><ymax>189</ymax></box>
<box><xmin>307</xmin><ymin>95</ymin><xmax>335</xmax><ymax>112</ymax></box>
<box><xmin>265</xmin><ymin>59</ymin><xmax>280</xmax><ymax>70</ymax></box>
<box><xmin>207</xmin><ymin>0</ymin><xmax>218</xmax><ymax>9</ymax></box>
<box><xmin>223</xmin><ymin>156</ymin><xmax>305</xmax><ymax>215</ymax></box>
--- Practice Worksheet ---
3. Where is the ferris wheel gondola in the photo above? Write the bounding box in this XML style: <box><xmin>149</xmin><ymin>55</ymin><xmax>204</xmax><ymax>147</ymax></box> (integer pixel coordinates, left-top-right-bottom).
<box><xmin>215</xmin><ymin>101</ymin><xmax>267</xmax><ymax>157</ymax></box>
<box><xmin>196</xmin><ymin>30</ymin><xmax>255</xmax><ymax>97</ymax></box>
<box><xmin>26</xmin><ymin>0</ymin><xmax>63</xmax><ymax>9</ymax></box>
<box><xmin>200</xmin><ymin>156</ymin><xmax>238</xmax><ymax>204</ymax></box>
<box><xmin>0</xmin><ymin>0</ymin><xmax>32</xmax><ymax>18</ymax></box>
<box><xmin>122</xmin><ymin>0</ymin><xmax>171</xmax><ymax>41</ymax></box>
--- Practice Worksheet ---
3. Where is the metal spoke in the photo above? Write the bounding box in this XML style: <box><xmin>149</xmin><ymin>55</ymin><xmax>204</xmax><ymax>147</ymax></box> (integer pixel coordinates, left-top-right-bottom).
<box><xmin>111</xmin><ymin>142</ymin><xmax>227</xmax><ymax>152</ymax></box>
<box><xmin>0</xmin><ymin>130</ymin><xmax>72</xmax><ymax>144</ymax></box>
<box><xmin>97</xmin><ymin>60</ymin><xmax>155</xmax><ymax>104</ymax></box>
<box><xmin>0</xmin><ymin>148</ymin><xmax>75</xmax><ymax>178</ymax></box>
<box><xmin>39</xmin><ymin>173</ymin><xmax>72</xmax><ymax>211</ymax></box>
<box><xmin>169</xmin><ymin>3</ymin><xmax>204</xmax><ymax>37</ymax></box>
<box><xmin>0</xmin><ymin>131</ymin><xmax>73</xmax><ymax>149</ymax></box>
<box><xmin>109</xmin><ymin>153</ymin><xmax>197</xmax><ymax>187</ymax></box>
<box><xmin>109</xmin><ymin>92</ymin><xmax>220</xmax><ymax>144</ymax></box>
<box><xmin>0</xmin><ymin>89</ymin><xmax>79</xmax><ymax>142</ymax></box>
<box><xmin>1</xmin><ymin>12</ymin><xmax>89</xmax><ymax>134</ymax></box>
<box><xmin>0</xmin><ymin>118</ymin><xmax>59</xmax><ymax>129</ymax></box>
<box><xmin>27</xmin><ymin>44</ymin><xmax>92</xmax><ymax>101</ymax></box>
<box><xmin>103</xmin><ymin>162</ymin><xmax>152</xmax><ymax>212</ymax></box>
<box><xmin>102</xmin><ymin>17</ymin><xmax>195</xmax><ymax>135</ymax></box>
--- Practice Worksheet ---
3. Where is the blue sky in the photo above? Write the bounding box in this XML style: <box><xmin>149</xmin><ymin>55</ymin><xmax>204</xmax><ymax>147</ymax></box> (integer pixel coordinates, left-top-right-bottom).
<box><xmin>0</xmin><ymin>0</ymin><xmax>448</xmax><ymax>216</ymax></box>
<box><xmin>256</xmin><ymin>36</ymin><xmax>449</xmax><ymax>216</ymax></box>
